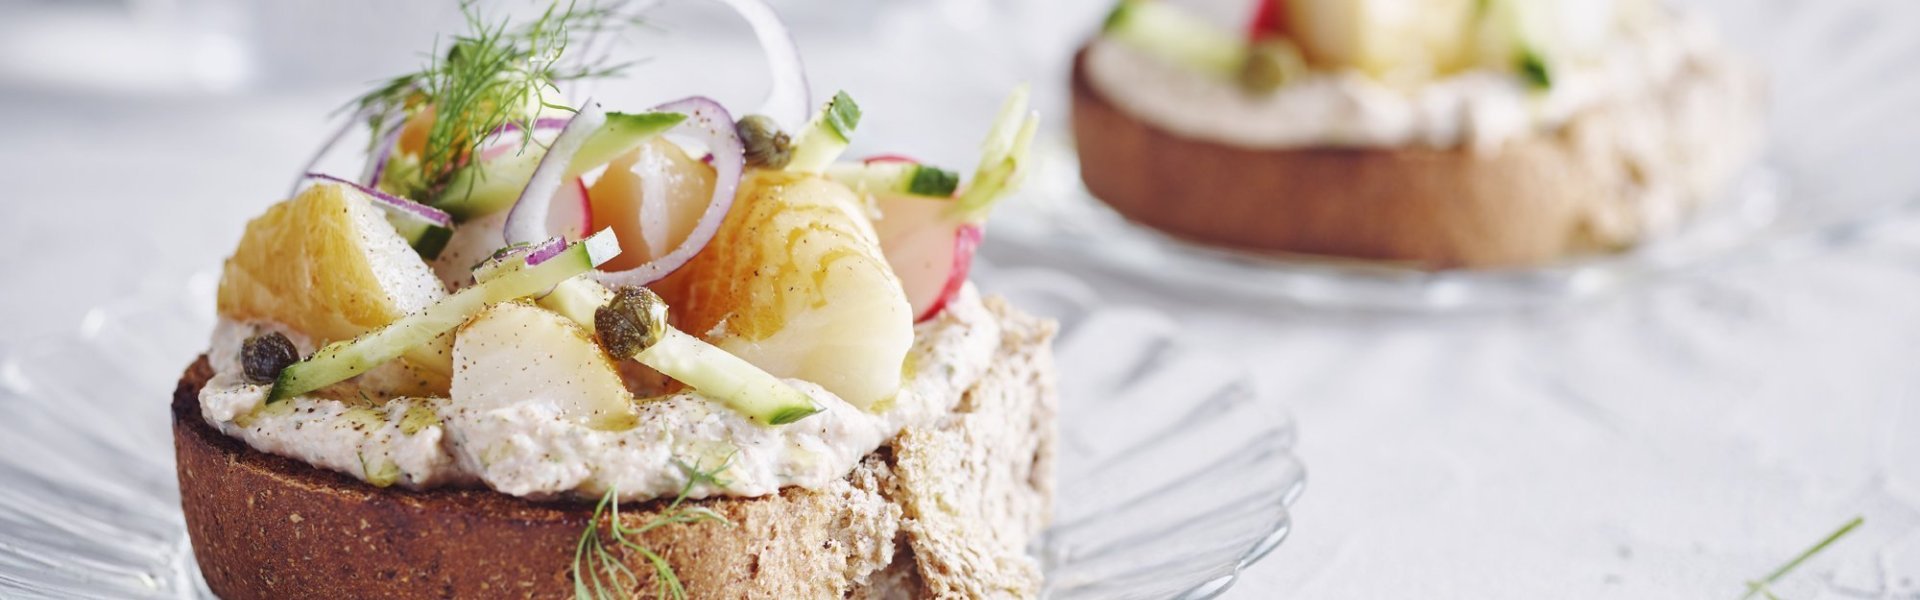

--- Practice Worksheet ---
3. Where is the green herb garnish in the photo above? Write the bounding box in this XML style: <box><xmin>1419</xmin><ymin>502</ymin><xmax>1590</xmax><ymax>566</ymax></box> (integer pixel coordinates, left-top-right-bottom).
<box><xmin>1518</xmin><ymin>48</ymin><xmax>1552</xmax><ymax>89</ymax></box>
<box><xmin>349</xmin><ymin>0</ymin><xmax>643</xmax><ymax>200</ymax></box>
<box><xmin>571</xmin><ymin>455</ymin><xmax>734</xmax><ymax>600</ymax></box>
<box><xmin>1741</xmin><ymin>515</ymin><xmax>1864</xmax><ymax>599</ymax></box>
<box><xmin>821</xmin><ymin>90</ymin><xmax>862</xmax><ymax>143</ymax></box>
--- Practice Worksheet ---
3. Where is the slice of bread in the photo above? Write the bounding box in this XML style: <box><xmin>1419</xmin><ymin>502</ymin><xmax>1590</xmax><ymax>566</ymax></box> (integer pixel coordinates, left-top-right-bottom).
<box><xmin>175</xmin><ymin>297</ymin><xmax>1057</xmax><ymax>599</ymax></box>
<box><xmin>1071</xmin><ymin>46</ymin><xmax>1762</xmax><ymax>269</ymax></box>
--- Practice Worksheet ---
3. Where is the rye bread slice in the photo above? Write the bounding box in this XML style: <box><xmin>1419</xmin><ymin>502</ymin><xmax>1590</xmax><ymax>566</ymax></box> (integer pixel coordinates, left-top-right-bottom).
<box><xmin>1070</xmin><ymin>47</ymin><xmax>1754</xmax><ymax>269</ymax></box>
<box><xmin>174</xmin><ymin>297</ymin><xmax>1057</xmax><ymax>599</ymax></box>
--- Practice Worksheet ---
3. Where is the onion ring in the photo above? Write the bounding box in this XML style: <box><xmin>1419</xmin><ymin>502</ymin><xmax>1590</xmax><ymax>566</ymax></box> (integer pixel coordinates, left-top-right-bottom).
<box><xmin>503</xmin><ymin>102</ymin><xmax>610</xmax><ymax>245</ymax></box>
<box><xmin>591</xmin><ymin>96</ymin><xmax>745</xmax><ymax>287</ymax></box>
<box><xmin>710</xmin><ymin>0</ymin><xmax>811</xmax><ymax>132</ymax></box>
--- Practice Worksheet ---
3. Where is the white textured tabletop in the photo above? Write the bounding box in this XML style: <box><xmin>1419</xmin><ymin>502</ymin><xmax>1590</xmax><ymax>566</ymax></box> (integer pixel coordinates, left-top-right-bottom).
<box><xmin>3</xmin><ymin>1</ymin><xmax>1918</xmax><ymax>598</ymax></box>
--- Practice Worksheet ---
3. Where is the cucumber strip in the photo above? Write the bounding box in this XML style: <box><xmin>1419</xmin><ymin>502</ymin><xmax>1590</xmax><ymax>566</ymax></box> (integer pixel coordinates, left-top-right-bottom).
<box><xmin>636</xmin><ymin>328</ymin><xmax>822</xmax><ymax>426</ymax></box>
<box><xmin>567</xmin><ymin>111</ymin><xmax>688</xmax><ymax>178</ymax></box>
<box><xmin>524</xmin><ymin>278</ymin><xmax>821</xmax><ymax>426</ymax></box>
<box><xmin>268</xmin><ymin>230</ymin><xmax>623</xmax><ymax>402</ymax></box>
<box><xmin>784</xmin><ymin>91</ymin><xmax>862</xmax><ymax>173</ymax></box>
<box><xmin>433</xmin><ymin>111</ymin><xmax>685</xmax><ymax>221</ymax></box>
<box><xmin>953</xmin><ymin>86</ymin><xmax>1041</xmax><ymax>222</ymax></box>
<box><xmin>535</xmin><ymin>276</ymin><xmax>614</xmax><ymax>332</ymax></box>
<box><xmin>1102</xmin><ymin>0</ymin><xmax>1247</xmax><ymax>78</ymax></box>
<box><xmin>434</xmin><ymin>148</ymin><xmax>545</xmax><ymax>221</ymax></box>
<box><xmin>824</xmin><ymin>161</ymin><xmax>960</xmax><ymax>198</ymax></box>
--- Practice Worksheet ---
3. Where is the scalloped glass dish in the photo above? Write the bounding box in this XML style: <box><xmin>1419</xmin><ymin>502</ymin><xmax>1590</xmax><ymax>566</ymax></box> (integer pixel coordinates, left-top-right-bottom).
<box><xmin>983</xmin><ymin>0</ymin><xmax>1920</xmax><ymax>311</ymax></box>
<box><xmin>0</xmin><ymin>267</ymin><xmax>1303</xmax><ymax>600</ymax></box>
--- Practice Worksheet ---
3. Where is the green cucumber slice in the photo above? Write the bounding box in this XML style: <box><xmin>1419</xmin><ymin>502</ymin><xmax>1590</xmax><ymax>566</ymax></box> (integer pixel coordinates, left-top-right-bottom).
<box><xmin>268</xmin><ymin>229</ymin><xmax>623</xmax><ymax>402</ymax></box>
<box><xmin>529</xmin><ymin>280</ymin><xmax>822</xmax><ymax>426</ymax></box>
<box><xmin>567</xmin><ymin>111</ymin><xmax>688</xmax><ymax>178</ymax></box>
<box><xmin>635</xmin><ymin>328</ymin><xmax>822</xmax><ymax>426</ymax></box>
<box><xmin>1102</xmin><ymin>0</ymin><xmax>1247</xmax><ymax>78</ymax></box>
<box><xmin>433</xmin><ymin>147</ymin><xmax>544</xmax><ymax>221</ymax></box>
<box><xmin>953</xmin><ymin>86</ymin><xmax>1040</xmax><ymax>222</ymax></box>
<box><xmin>536</xmin><ymin>276</ymin><xmax>615</xmax><ymax>332</ymax></box>
<box><xmin>824</xmin><ymin>161</ymin><xmax>960</xmax><ymax>198</ymax></box>
<box><xmin>785</xmin><ymin>91</ymin><xmax>862</xmax><ymax>173</ymax></box>
<box><xmin>433</xmin><ymin>111</ymin><xmax>686</xmax><ymax>221</ymax></box>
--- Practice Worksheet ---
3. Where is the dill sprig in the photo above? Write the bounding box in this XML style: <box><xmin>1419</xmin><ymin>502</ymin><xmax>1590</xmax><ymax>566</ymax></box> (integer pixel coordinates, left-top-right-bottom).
<box><xmin>572</xmin><ymin>455</ymin><xmax>735</xmax><ymax>600</ymax></box>
<box><xmin>1741</xmin><ymin>515</ymin><xmax>1864</xmax><ymax>599</ymax></box>
<box><xmin>349</xmin><ymin>0</ymin><xmax>642</xmax><ymax>198</ymax></box>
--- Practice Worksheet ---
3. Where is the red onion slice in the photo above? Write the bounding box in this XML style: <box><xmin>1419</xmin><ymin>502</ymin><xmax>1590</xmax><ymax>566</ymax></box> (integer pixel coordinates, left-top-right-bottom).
<box><xmin>481</xmin><ymin>117</ymin><xmax>573</xmax><ymax>145</ymax></box>
<box><xmin>504</xmin><ymin>102</ymin><xmax>610</xmax><ymax>246</ymax></box>
<box><xmin>477</xmin><ymin>117</ymin><xmax>572</xmax><ymax>163</ymax></box>
<box><xmin>472</xmin><ymin>236</ymin><xmax>569</xmax><ymax>292</ymax></box>
<box><xmin>592</xmin><ymin>96</ymin><xmax>745</xmax><ymax>287</ymax></box>
<box><xmin>302</xmin><ymin>172</ymin><xmax>452</xmax><ymax>227</ymax></box>
<box><xmin>288</xmin><ymin>105</ymin><xmax>376</xmax><ymax>198</ymax></box>
<box><xmin>360</xmin><ymin>118</ymin><xmax>405</xmax><ymax>187</ymax></box>
<box><xmin>711</xmin><ymin>0</ymin><xmax>810</xmax><ymax>131</ymax></box>
<box><xmin>524</xmin><ymin>236</ymin><xmax>571</xmax><ymax>266</ymax></box>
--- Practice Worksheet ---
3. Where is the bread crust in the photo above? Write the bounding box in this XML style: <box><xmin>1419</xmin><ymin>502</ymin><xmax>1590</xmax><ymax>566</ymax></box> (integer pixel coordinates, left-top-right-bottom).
<box><xmin>1072</xmin><ymin>48</ymin><xmax>1641</xmax><ymax>269</ymax></box>
<box><xmin>175</xmin><ymin>299</ymin><xmax>1057</xmax><ymax>599</ymax></box>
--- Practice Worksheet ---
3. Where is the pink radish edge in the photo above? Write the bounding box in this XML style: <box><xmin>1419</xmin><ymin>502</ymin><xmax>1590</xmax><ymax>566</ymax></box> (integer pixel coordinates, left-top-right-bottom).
<box><xmin>915</xmin><ymin>223</ymin><xmax>982</xmax><ymax>323</ymax></box>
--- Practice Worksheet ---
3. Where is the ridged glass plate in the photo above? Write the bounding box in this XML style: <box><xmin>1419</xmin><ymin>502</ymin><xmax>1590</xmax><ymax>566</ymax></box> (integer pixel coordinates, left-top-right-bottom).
<box><xmin>964</xmin><ymin>0</ymin><xmax>1920</xmax><ymax>311</ymax></box>
<box><xmin>0</xmin><ymin>267</ymin><xmax>1304</xmax><ymax>600</ymax></box>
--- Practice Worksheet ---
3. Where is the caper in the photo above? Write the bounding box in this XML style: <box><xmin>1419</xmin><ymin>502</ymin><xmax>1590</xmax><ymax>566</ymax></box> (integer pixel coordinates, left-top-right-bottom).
<box><xmin>595</xmin><ymin>286</ymin><xmax>669</xmax><ymax>357</ymax></box>
<box><xmin>1238</xmin><ymin>39</ymin><xmax>1307</xmax><ymax>95</ymax></box>
<box><xmin>736</xmin><ymin>114</ymin><xmax>792</xmax><ymax>169</ymax></box>
<box><xmin>241</xmin><ymin>332</ymin><xmax>300</xmax><ymax>384</ymax></box>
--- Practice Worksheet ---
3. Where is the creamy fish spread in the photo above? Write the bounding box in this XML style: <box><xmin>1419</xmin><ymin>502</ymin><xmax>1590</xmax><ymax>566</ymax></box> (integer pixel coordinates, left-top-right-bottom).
<box><xmin>1085</xmin><ymin>7</ymin><xmax>1750</xmax><ymax>152</ymax></box>
<box><xmin>199</xmin><ymin>285</ymin><xmax>1000</xmax><ymax>501</ymax></box>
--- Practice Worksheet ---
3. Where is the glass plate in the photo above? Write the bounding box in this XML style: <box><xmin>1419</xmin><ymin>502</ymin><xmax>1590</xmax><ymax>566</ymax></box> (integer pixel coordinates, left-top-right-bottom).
<box><xmin>964</xmin><ymin>0</ymin><xmax>1920</xmax><ymax>311</ymax></box>
<box><xmin>0</xmin><ymin>267</ymin><xmax>1305</xmax><ymax>600</ymax></box>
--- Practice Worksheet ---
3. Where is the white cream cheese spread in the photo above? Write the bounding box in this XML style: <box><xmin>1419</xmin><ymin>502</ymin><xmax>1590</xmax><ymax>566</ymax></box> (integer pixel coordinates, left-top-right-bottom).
<box><xmin>1084</xmin><ymin>7</ymin><xmax>1743</xmax><ymax>152</ymax></box>
<box><xmin>198</xmin><ymin>285</ymin><xmax>1001</xmax><ymax>502</ymax></box>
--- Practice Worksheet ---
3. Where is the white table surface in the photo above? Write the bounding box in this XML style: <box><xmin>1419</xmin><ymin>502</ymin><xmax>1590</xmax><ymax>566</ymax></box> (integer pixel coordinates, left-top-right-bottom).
<box><xmin>5</xmin><ymin>2</ymin><xmax>1920</xmax><ymax>598</ymax></box>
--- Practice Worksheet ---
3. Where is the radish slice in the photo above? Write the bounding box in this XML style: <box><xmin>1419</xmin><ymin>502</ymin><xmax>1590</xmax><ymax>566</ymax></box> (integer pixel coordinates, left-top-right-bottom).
<box><xmin>874</xmin><ymin>87</ymin><xmax>1041</xmax><ymax>321</ymax></box>
<box><xmin>864</xmin><ymin>154</ymin><xmax>923</xmax><ymax>165</ymax></box>
<box><xmin>933</xmin><ymin>224</ymin><xmax>983</xmax><ymax>320</ymax></box>
<box><xmin>874</xmin><ymin>195</ymin><xmax>979</xmax><ymax>322</ymax></box>
<box><xmin>301</xmin><ymin>172</ymin><xmax>451</xmax><ymax>227</ymax></box>
<box><xmin>592</xmin><ymin>96</ymin><xmax>745</xmax><ymax>287</ymax></box>
<box><xmin>504</xmin><ymin>102</ymin><xmax>609</xmax><ymax>246</ymax></box>
<box><xmin>710</xmin><ymin>0</ymin><xmax>810</xmax><ymax>132</ymax></box>
<box><xmin>548</xmin><ymin>177</ymin><xmax>594</xmax><ymax>239</ymax></box>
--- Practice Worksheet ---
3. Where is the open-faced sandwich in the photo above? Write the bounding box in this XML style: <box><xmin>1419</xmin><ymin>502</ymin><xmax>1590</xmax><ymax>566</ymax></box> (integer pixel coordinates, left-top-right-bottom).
<box><xmin>1073</xmin><ymin>0</ymin><xmax>1765</xmax><ymax>268</ymax></box>
<box><xmin>174</xmin><ymin>2</ymin><xmax>1055</xmax><ymax>598</ymax></box>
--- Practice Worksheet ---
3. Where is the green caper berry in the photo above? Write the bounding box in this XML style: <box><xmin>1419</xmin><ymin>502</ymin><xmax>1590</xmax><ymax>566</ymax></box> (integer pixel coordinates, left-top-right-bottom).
<box><xmin>1238</xmin><ymin>40</ymin><xmax>1304</xmax><ymax>95</ymax></box>
<box><xmin>595</xmin><ymin>286</ymin><xmax>669</xmax><ymax>356</ymax></box>
<box><xmin>737</xmin><ymin>114</ymin><xmax>792</xmax><ymax>169</ymax></box>
<box><xmin>241</xmin><ymin>332</ymin><xmax>300</xmax><ymax>384</ymax></box>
